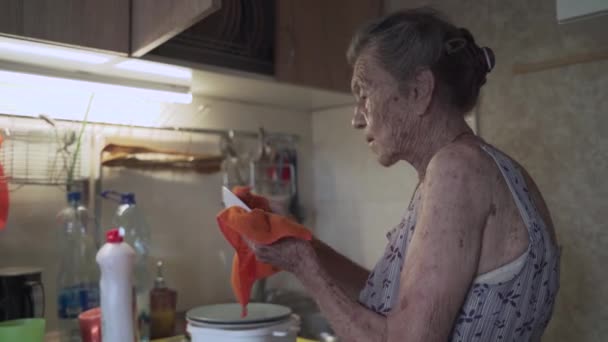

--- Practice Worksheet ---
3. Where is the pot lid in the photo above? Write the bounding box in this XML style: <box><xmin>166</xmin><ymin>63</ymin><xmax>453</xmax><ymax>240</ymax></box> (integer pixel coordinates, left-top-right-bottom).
<box><xmin>187</xmin><ymin>303</ymin><xmax>292</xmax><ymax>325</ymax></box>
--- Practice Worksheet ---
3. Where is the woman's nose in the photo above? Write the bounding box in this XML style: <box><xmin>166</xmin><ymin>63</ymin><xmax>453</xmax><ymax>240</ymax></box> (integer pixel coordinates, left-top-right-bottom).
<box><xmin>352</xmin><ymin>107</ymin><xmax>367</xmax><ymax>129</ymax></box>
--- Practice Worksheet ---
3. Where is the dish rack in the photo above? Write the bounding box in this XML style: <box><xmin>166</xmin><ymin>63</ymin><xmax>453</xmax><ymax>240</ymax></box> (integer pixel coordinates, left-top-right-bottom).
<box><xmin>0</xmin><ymin>128</ymin><xmax>88</xmax><ymax>186</ymax></box>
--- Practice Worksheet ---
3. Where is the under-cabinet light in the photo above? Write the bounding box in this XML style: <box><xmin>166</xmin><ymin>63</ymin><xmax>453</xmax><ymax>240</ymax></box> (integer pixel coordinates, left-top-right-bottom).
<box><xmin>115</xmin><ymin>60</ymin><xmax>192</xmax><ymax>80</ymax></box>
<box><xmin>0</xmin><ymin>68</ymin><xmax>192</xmax><ymax>104</ymax></box>
<box><xmin>0</xmin><ymin>41</ymin><xmax>112</xmax><ymax>65</ymax></box>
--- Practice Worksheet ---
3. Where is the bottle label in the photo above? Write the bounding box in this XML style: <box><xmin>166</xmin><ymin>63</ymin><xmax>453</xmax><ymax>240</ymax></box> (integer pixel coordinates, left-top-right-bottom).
<box><xmin>58</xmin><ymin>284</ymin><xmax>100</xmax><ymax>318</ymax></box>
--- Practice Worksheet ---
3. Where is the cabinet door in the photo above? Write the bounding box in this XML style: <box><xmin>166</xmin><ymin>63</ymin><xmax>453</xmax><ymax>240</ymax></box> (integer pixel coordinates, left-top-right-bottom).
<box><xmin>131</xmin><ymin>0</ymin><xmax>221</xmax><ymax>56</ymax></box>
<box><xmin>21</xmin><ymin>0</ymin><xmax>130</xmax><ymax>54</ymax></box>
<box><xmin>149</xmin><ymin>0</ymin><xmax>275</xmax><ymax>75</ymax></box>
<box><xmin>0</xmin><ymin>0</ymin><xmax>22</xmax><ymax>37</ymax></box>
<box><xmin>275</xmin><ymin>0</ymin><xmax>382</xmax><ymax>93</ymax></box>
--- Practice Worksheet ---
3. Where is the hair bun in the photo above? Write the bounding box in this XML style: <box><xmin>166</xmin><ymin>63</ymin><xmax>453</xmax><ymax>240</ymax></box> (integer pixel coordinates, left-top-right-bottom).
<box><xmin>459</xmin><ymin>28</ymin><xmax>475</xmax><ymax>43</ymax></box>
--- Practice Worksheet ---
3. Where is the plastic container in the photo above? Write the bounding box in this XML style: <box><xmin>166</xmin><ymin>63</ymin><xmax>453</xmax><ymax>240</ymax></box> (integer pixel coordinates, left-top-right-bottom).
<box><xmin>0</xmin><ymin>318</ymin><xmax>45</xmax><ymax>342</ymax></box>
<box><xmin>187</xmin><ymin>316</ymin><xmax>299</xmax><ymax>342</ymax></box>
<box><xmin>96</xmin><ymin>228</ymin><xmax>136</xmax><ymax>342</ymax></box>
<box><xmin>78</xmin><ymin>307</ymin><xmax>101</xmax><ymax>342</ymax></box>
<box><xmin>150</xmin><ymin>261</ymin><xmax>177</xmax><ymax>339</ymax></box>
<box><xmin>56</xmin><ymin>191</ymin><xmax>99</xmax><ymax>342</ymax></box>
<box><xmin>102</xmin><ymin>190</ymin><xmax>152</xmax><ymax>341</ymax></box>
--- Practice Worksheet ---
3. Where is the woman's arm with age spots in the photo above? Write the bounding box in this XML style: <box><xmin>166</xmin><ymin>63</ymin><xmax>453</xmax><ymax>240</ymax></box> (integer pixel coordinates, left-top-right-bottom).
<box><xmin>253</xmin><ymin>146</ymin><xmax>491</xmax><ymax>341</ymax></box>
<box><xmin>386</xmin><ymin>146</ymin><xmax>491</xmax><ymax>341</ymax></box>
<box><xmin>310</xmin><ymin>238</ymin><xmax>370</xmax><ymax>301</ymax></box>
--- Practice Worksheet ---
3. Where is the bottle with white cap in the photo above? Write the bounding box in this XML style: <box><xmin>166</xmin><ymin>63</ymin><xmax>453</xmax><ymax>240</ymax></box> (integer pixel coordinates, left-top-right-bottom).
<box><xmin>97</xmin><ymin>228</ymin><xmax>136</xmax><ymax>342</ymax></box>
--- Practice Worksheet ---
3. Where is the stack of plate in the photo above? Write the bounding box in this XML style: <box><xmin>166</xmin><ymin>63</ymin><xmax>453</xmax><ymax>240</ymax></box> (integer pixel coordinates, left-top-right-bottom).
<box><xmin>186</xmin><ymin>303</ymin><xmax>300</xmax><ymax>342</ymax></box>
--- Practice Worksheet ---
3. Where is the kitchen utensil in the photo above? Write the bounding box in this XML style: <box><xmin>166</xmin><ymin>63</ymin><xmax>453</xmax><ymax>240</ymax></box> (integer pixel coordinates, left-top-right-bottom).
<box><xmin>0</xmin><ymin>318</ymin><xmax>45</xmax><ymax>342</ymax></box>
<box><xmin>187</xmin><ymin>316</ymin><xmax>299</xmax><ymax>342</ymax></box>
<box><xmin>0</xmin><ymin>127</ymin><xmax>86</xmax><ymax>186</ymax></box>
<box><xmin>0</xmin><ymin>267</ymin><xmax>44</xmax><ymax>321</ymax></box>
<box><xmin>186</xmin><ymin>303</ymin><xmax>299</xmax><ymax>342</ymax></box>
<box><xmin>222</xmin><ymin>186</ymin><xmax>252</xmax><ymax>212</ymax></box>
<box><xmin>220</xmin><ymin>134</ymin><xmax>250</xmax><ymax>189</ymax></box>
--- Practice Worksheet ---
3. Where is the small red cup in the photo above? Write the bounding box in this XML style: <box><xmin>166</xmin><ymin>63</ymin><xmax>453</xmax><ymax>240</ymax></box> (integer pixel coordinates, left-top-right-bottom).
<box><xmin>78</xmin><ymin>307</ymin><xmax>102</xmax><ymax>342</ymax></box>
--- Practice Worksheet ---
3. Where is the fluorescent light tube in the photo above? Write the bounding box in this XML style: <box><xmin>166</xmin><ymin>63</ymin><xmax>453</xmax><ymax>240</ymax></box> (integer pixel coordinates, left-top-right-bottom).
<box><xmin>0</xmin><ymin>69</ymin><xmax>192</xmax><ymax>104</ymax></box>
<box><xmin>115</xmin><ymin>60</ymin><xmax>192</xmax><ymax>80</ymax></box>
<box><xmin>0</xmin><ymin>41</ymin><xmax>112</xmax><ymax>64</ymax></box>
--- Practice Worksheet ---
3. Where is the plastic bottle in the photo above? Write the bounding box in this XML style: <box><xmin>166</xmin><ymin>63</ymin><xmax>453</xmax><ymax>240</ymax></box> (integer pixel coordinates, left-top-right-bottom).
<box><xmin>97</xmin><ymin>228</ymin><xmax>136</xmax><ymax>342</ymax></box>
<box><xmin>57</xmin><ymin>191</ymin><xmax>100</xmax><ymax>342</ymax></box>
<box><xmin>102</xmin><ymin>191</ymin><xmax>151</xmax><ymax>341</ymax></box>
<box><xmin>150</xmin><ymin>261</ymin><xmax>178</xmax><ymax>339</ymax></box>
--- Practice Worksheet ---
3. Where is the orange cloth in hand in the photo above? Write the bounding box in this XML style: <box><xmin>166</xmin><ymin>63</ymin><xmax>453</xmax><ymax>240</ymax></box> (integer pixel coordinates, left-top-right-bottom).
<box><xmin>0</xmin><ymin>135</ymin><xmax>8</xmax><ymax>230</ymax></box>
<box><xmin>217</xmin><ymin>187</ymin><xmax>312</xmax><ymax>316</ymax></box>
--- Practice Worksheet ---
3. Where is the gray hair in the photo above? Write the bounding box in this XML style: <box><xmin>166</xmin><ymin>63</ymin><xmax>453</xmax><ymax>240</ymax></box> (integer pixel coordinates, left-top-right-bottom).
<box><xmin>347</xmin><ymin>8</ymin><xmax>495</xmax><ymax>114</ymax></box>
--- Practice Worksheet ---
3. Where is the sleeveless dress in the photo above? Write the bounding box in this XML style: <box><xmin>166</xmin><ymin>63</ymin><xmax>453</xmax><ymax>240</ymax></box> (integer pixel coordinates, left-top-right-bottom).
<box><xmin>359</xmin><ymin>145</ymin><xmax>560</xmax><ymax>341</ymax></box>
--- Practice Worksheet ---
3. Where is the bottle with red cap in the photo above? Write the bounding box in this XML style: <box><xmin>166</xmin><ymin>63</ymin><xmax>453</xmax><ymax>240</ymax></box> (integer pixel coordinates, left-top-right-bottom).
<box><xmin>97</xmin><ymin>228</ymin><xmax>136</xmax><ymax>342</ymax></box>
<box><xmin>101</xmin><ymin>190</ymin><xmax>152</xmax><ymax>341</ymax></box>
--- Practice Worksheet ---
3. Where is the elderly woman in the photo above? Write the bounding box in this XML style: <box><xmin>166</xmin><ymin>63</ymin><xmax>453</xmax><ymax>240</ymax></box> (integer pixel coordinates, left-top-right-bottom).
<box><xmin>253</xmin><ymin>9</ymin><xmax>560</xmax><ymax>342</ymax></box>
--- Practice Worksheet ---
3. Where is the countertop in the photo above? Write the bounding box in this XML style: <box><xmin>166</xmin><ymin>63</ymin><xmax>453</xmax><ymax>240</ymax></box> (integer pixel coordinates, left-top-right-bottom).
<box><xmin>46</xmin><ymin>332</ymin><xmax>319</xmax><ymax>342</ymax></box>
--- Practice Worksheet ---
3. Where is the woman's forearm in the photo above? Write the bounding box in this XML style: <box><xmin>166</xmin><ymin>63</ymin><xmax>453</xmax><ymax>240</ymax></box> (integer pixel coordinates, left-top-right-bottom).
<box><xmin>295</xmin><ymin>250</ymin><xmax>387</xmax><ymax>342</ymax></box>
<box><xmin>311</xmin><ymin>238</ymin><xmax>370</xmax><ymax>301</ymax></box>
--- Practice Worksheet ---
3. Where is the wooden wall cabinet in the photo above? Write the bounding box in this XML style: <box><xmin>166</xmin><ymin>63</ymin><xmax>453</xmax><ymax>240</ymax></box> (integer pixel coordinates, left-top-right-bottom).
<box><xmin>0</xmin><ymin>0</ymin><xmax>379</xmax><ymax>94</ymax></box>
<box><xmin>275</xmin><ymin>0</ymin><xmax>382</xmax><ymax>93</ymax></box>
<box><xmin>131</xmin><ymin>0</ymin><xmax>221</xmax><ymax>56</ymax></box>
<box><xmin>0</xmin><ymin>0</ymin><xmax>220</xmax><ymax>55</ymax></box>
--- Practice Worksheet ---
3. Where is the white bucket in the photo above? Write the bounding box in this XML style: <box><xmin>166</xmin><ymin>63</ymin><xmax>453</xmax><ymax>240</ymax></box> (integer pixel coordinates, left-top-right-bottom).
<box><xmin>187</xmin><ymin>315</ymin><xmax>300</xmax><ymax>342</ymax></box>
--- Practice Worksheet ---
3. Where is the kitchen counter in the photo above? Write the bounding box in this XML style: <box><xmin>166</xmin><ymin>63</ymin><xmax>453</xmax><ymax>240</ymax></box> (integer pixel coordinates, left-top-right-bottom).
<box><xmin>45</xmin><ymin>333</ymin><xmax>319</xmax><ymax>342</ymax></box>
<box><xmin>151</xmin><ymin>337</ymin><xmax>319</xmax><ymax>342</ymax></box>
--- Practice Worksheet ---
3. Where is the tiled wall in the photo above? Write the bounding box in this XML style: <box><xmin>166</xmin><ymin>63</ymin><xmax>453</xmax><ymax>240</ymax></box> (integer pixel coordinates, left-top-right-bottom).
<box><xmin>0</xmin><ymin>96</ymin><xmax>313</xmax><ymax>330</ymax></box>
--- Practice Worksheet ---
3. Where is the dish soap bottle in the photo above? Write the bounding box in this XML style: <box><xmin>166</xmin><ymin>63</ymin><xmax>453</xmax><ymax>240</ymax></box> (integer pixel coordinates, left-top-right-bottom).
<box><xmin>150</xmin><ymin>261</ymin><xmax>177</xmax><ymax>339</ymax></box>
<box><xmin>97</xmin><ymin>228</ymin><xmax>136</xmax><ymax>342</ymax></box>
<box><xmin>102</xmin><ymin>190</ymin><xmax>152</xmax><ymax>341</ymax></box>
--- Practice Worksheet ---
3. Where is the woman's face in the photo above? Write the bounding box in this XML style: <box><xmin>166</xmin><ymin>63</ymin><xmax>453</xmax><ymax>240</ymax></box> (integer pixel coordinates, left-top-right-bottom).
<box><xmin>351</xmin><ymin>54</ymin><xmax>421</xmax><ymax>167</ymax></box>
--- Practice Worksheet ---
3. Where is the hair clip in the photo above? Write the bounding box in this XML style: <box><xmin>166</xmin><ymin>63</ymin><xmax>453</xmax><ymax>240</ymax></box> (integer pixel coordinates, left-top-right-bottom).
<box><xmin>481</xmin><ymin>47</ymin><xmax>495</xmax><ymax>72</ymax></box>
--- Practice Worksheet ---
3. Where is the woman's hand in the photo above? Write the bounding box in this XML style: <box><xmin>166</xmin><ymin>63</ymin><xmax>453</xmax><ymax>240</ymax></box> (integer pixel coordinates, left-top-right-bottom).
<box><xmin>250</xmin><ymin>238</ymin><xmax>316</xmax><ymax>274</ymax></box>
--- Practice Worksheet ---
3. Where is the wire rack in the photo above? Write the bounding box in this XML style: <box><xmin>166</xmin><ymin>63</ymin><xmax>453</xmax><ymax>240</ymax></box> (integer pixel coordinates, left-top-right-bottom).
<box><xmin>0</xmin><ymin>128</ymin><xmax>86</xmax><ymax>186</ymax></box>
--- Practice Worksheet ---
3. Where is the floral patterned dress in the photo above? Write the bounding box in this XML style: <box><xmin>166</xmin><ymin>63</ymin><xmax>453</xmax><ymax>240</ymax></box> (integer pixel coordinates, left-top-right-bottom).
<box><xmin>359</xmin><ymin>145</ymin><xmax>560</xmax><ymax>341</ymax></box>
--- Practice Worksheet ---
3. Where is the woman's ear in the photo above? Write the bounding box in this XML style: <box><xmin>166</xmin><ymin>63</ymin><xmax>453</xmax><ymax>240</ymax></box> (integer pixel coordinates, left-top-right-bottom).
<box><xmin>411</xmin><ymin>69</ymin><xmax>435</xmax><ymax>117</ymax></box>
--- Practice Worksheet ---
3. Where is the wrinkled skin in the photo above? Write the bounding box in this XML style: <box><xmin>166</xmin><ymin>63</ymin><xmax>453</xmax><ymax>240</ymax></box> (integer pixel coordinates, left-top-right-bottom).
<box><xmin>252</xmin><ymin>238</ymin><xmax>313</xmax><ymax>273</ymax></box>
<box><xmin>350</xmin><ymin>54</ymin><xmax>428</xmax><ymax>168</ymax></box>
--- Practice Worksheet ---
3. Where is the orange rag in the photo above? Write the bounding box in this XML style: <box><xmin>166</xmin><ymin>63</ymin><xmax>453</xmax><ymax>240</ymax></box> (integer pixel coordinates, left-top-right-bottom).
<box><xmin>0</xmin><ymin>135</ymin><xmax>8</xmax><ymax>229</ymax></box>
<box><xmin>217</xmin><ymin>186</ymin><xmax>312</xmax><ymax>316</ymax></box>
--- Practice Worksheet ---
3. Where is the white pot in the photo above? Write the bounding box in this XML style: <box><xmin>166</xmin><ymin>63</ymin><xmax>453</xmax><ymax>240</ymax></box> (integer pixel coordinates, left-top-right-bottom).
<box><xmin>187</xmin><ymin>316</ymin><xmax>300</xmax><ymax>342</ymax></box>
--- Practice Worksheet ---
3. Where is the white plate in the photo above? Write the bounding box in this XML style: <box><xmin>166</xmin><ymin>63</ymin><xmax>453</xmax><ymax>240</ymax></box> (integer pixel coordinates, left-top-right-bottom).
<box><xmin>222</xmin><ymin>186</ymin><xmax>251</xmax><ymax>212</ymax></box>
<box><xmin>187</xmin><ymin>303</ymin><xmax>292</xmax><ymax>325</ymax></box>
<box><xmin>187</xmin><ymin>316</ymin><xmax>296</xmax><ymax>330</ymax></box>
